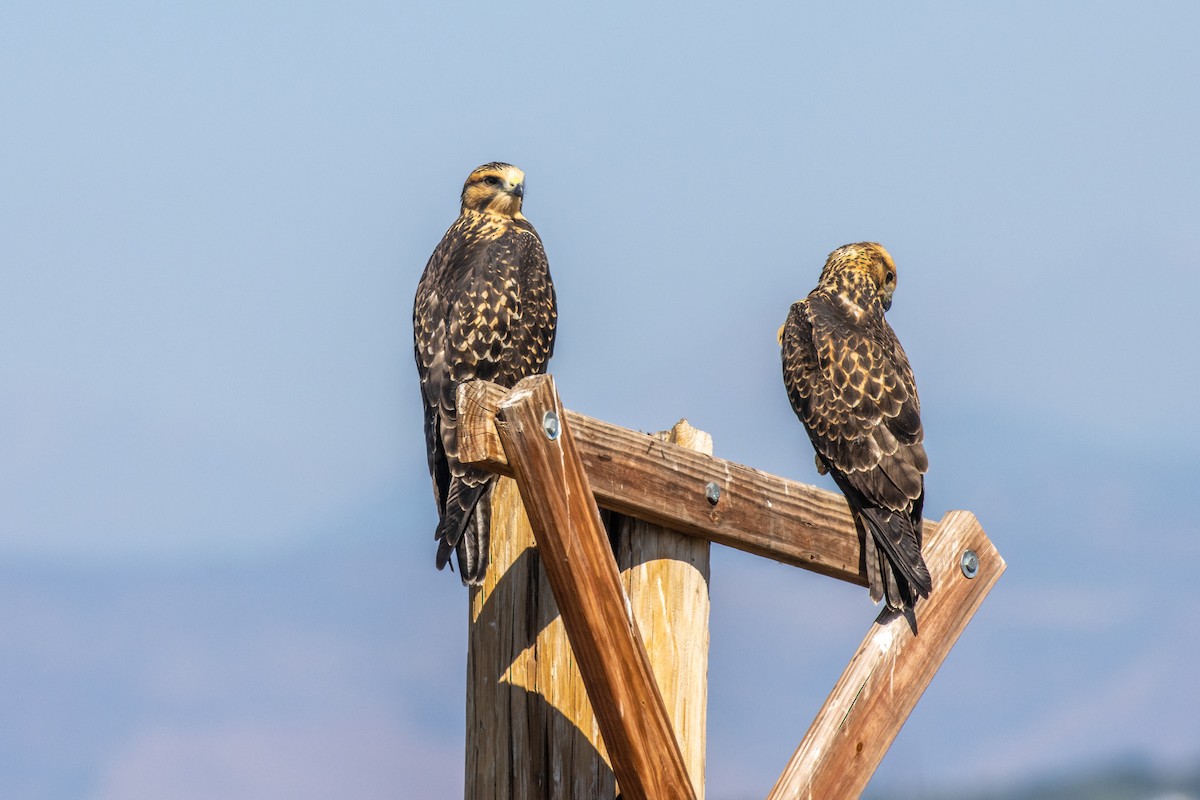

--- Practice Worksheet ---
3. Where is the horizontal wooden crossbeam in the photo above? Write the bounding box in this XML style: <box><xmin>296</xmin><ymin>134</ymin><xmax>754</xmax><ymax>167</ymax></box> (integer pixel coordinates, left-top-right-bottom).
<box><xmin>461</xmin><ymin>379</ymin><xmax>890</xmax><ymax>586</ymax></box>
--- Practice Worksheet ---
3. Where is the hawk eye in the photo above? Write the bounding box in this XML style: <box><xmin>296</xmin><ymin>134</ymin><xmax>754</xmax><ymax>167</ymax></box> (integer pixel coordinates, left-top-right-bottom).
<box><xmin>885</xmin><ymin>271</ymin><xmax>895</xmax><ymax>284</ymax></box>
<box><xmin>483</xmin><ymin>175</ymin><xmax>501</xmax><ymax>187</ymax></box>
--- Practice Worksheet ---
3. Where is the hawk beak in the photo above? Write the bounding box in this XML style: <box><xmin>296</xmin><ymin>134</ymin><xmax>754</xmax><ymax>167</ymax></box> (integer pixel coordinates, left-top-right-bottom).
<box><xmin>510</xmin><ymin>183</ymin><xmax>525</xmax><ymax>199</ymax></box>
<box><xmin>882</xmin><ymin>297</ymin><xmax>893</xmax><ymax>312</ymax></box>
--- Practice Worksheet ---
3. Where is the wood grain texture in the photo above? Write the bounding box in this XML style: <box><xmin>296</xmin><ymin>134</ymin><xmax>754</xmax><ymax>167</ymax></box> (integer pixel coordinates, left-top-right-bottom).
<box><xmin>613</xmin><ymin>419</ymin><xmax>712</xmax><ymax>798</ymax></box>
<box><xmin>494</xmin><ymin>375</ymin><xmax>698</xmax><ymax>800</ymax></box>
<box><xmin>460</xmin><ymin>379</ymin><xmax>868</xmax><ymax>585</ymax></box>
<box><xmin>766</xmin><ymin>510</ymin><xmax>1006</xmax><ymax>800</ymax></box>
<box><xmin>465</xmin><ymin>476</ymin><xmax>614</xmax><ymax>800</ymax></box>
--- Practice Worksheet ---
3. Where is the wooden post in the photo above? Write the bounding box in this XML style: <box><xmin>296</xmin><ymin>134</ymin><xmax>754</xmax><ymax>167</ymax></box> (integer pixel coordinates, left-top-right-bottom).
<box><xmin>465</xmin><ymin>475</ymin><xmax>613</xmax><ymax>799</ymax></box>
<box><xmin>462</xmin><ymin>379</ymin><xmax>708</xmax><ymax>800</ymax></box>
<box><xmin>613</xmin><ymin>420</ymin><xmax>711</xmax><ymax>797</ymax></box>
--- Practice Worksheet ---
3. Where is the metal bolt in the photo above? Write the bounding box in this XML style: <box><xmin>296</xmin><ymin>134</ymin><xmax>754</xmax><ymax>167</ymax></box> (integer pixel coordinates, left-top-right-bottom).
<box><xmin>542</xmin><ymin>410</ymin><xmax>560</xmax><ymax>441</ymax></box>
<box><xmin>961</xmin><ymin>549</ymin><xmax>979</xmax><ymax>579</ymax></box>
<box><xmin>705</xmin><ymin>482</ymin><xmax>721</xmax><ymax>505</ymax></box>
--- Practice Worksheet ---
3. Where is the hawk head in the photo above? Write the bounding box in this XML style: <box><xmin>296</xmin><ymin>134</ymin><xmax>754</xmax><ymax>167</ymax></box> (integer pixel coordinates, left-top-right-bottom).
<box><xmin>820</xmin><ymin>242</ymin><xmax>898</xmax><ymax>311</ymax></box>
<box><xmin>460</xmin><ymin>162</ymin><xmax>527</xmax><ymax>218</ymax></box>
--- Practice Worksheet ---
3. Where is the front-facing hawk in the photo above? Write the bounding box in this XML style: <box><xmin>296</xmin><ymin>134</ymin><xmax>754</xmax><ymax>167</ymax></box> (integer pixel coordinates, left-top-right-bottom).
<box><xmin>413</xmin><ymin>162</ymin><xmax>557</xmax><ymax>584</ymax></box>
<box><xmin>780</xmin><ymin>242</ymin><xmax>932</xmax><ymax>618</ymax></box>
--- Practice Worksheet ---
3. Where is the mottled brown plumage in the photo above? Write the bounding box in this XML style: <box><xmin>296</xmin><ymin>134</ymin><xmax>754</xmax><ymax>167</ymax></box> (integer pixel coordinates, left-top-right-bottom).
<box><xmin>413</xmin><ymin>163</ymin><xmax>557</xmax><ymax>584</ymax></box>
<box><xmin>780</xmin><ymin>242</ymin><xmax>931</xmax><ymax>617</ymax></box>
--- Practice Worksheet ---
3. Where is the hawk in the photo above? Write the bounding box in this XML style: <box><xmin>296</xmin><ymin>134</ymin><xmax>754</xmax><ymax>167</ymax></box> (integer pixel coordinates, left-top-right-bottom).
<box><xmin>413</xmin><ymin>162</ymin><xmax>557</xmax><ymax>584</ymax></box>
<box><xmin>780</xmin><ymin>242</ymin><xmax>931</xmax><ymax>617</ymax></box>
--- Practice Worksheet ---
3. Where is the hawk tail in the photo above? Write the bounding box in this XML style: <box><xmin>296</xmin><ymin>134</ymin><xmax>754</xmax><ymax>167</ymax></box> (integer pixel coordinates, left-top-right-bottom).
<box><xmin>434</xmin><ymin>475</ymin><xmax>494</xmax><ymax>585</ymax></box>
<box><xmin>858</xmin><ymin>507</ymin><xmax>932</xmax><ymax>614</ymax></box>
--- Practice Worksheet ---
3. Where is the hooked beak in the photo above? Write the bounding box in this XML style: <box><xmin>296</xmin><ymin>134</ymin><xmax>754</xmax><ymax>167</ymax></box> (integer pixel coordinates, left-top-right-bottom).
<box><xmin>510</xmin><ymin>182</ymin><xmax>524</xmax><ymax>199</ymax></box>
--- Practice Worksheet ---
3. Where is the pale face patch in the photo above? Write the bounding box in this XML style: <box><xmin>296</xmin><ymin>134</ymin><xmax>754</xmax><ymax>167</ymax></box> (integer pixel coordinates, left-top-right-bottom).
<box><xmin>461</xmin><ymin>163</ymin><xmax>527</xmax><ymax>217</ymax></box>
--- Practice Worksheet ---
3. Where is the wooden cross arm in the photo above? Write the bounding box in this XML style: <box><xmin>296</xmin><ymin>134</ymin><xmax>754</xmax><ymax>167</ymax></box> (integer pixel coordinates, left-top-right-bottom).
<box><xmin>459</xmin><ymin>378</ymin><xmax>880</xmax><ymax>586</ymax></box>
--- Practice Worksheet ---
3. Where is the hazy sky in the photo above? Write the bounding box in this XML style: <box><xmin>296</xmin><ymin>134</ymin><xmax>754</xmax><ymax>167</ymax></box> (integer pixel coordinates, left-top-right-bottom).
<box><xmin>3</xmin><ymin>2</ymin><xmax>1199</xmax><ymax>798</ymax></box>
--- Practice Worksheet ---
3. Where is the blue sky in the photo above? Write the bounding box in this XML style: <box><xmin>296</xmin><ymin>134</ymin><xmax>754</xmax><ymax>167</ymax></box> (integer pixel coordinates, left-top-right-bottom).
<box><xmin>3</xmin><ymin>2</ymin><xmax>1199</xmax><ymax>798</ymax></box>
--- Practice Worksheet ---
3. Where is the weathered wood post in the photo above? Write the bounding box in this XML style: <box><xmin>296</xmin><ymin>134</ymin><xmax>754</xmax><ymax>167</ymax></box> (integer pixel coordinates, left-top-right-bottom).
<box><xmin>462</xmin><ymin>380</ymin><xmax>710</xmax><ymax>799</ymax></box>
<box><xmin>612</xmin><ymin>419</ymin><xmax>711</xmax><ymax>795</ymax></box>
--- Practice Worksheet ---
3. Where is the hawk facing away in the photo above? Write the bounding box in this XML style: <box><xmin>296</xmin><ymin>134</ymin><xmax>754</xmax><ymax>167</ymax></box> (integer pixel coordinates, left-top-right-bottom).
<box><xmin>780</xmin><ymin>242</ymin><xmax>931</xmax><ymax>617</ymax></box>
<box><xmin>413</xmin><ymin>163</ymin><xmax>557</xmax><ymax>584</ymax></box>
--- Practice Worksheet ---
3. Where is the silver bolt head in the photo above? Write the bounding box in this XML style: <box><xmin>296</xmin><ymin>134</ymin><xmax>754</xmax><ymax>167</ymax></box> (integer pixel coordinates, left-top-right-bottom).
<box><xmin>542</xmin><ymin>410</ymin><xmax>560</xmax><ymax>441</ymax></box>
<box><xmin>705</xmin><ymin>482</ymin><xmax>721</xmax><ymax>505</ymax></box>
<box><xmin>961</xmin><ymin>549</ymin><xmax>979</xmax><ymax>579</ymax></box>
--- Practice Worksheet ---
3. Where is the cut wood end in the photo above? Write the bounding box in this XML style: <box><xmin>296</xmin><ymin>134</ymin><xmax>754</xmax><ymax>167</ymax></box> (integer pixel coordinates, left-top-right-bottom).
<box><xmin>498</xmin><ymin>387</ymin><xmax>535</xmax><ymax>409</ymax></box>
<box><xmin>496</xmin><ymin>374</ymin><xmax>555</xmax><ymax>412</ymax></box>
<box><xmin>932</xmin><ymin>510</ymin><xmax>1006</xmax><ymax>580</ymax></box>
<box><xmin>456</xmin><ymin>381</ymin><xmax>510</xmax><ymax>470</ymax></box>
<box><xmin>666</xmin><ymin>419</ymin><xmax>714</xmax><ymax>456</ymax></box>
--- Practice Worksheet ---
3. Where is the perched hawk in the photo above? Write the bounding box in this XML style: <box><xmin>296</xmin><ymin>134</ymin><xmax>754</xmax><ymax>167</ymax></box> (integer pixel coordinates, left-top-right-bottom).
<box><xmin>413</xmin><ymin>163</ymin><xmax>557</xmax><ymax>584</ymax></box>
<box><xmin>780</xmin><ymin>242</ymin><xmax>931</xmax><ymax>617</ymax></box>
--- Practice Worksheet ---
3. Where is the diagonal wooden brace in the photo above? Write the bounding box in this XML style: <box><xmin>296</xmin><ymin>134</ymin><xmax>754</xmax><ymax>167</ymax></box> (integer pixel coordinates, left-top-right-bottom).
<box><xmin>767</xmin><ymin>509</ymin><xmax>1005</xmax><ymax>798</ymax></box>
<box><xmin>491</xmin><ymin>374</ymin><xmax>698</xmax><ymax>800</ymax></box>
